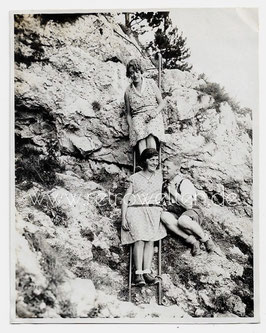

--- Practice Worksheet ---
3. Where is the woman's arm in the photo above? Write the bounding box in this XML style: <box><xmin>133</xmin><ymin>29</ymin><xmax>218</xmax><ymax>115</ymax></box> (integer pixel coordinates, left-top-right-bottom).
<box><xmin>145</xmin><ymin>81</ymin><xmax>166</xmax><ymax>122</ymax></box>
<box><xmin>154</xmin><ymin>83</ymin><xmax>166</xmax><ymax>114</ymax></box>
<box><xmin>121</xmin><ymin>182</ymin><xmax>133</xmax><ymax>231</ymax></box>
<box><xmin>124</xmin><ymin>92</ymin><xmax>132</xmax><ymax>128</ymax></box>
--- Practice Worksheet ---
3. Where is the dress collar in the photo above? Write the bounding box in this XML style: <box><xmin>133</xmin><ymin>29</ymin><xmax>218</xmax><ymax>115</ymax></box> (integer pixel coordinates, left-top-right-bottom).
<box><xmin>132</xmin><ymin>77</ymin><xmax>146</xmax><ymax>96</ymax></box>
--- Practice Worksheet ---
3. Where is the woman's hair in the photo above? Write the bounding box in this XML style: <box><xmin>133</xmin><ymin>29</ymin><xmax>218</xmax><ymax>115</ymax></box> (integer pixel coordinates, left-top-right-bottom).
<box><xmin>139</xmin><ymin>148</ymin><xmax>159</xmax><ymax>169</ymax></box>
<box><xmin>126</xmin><ymin>59</ymin><xmax>144</xmax><ymax>78</ymax></box>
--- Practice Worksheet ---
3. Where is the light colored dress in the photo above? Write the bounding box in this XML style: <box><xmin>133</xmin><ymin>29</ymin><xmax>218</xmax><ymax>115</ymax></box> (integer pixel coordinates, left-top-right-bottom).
<box><xmin>121</xmin><ymin>170</ymin><xmax>167</xmax><ymax>245</ymax></box>
<box><xmin>125</xmin><ymin>78</ymin><xmax>166</xmax><ymax>147</ymax></box>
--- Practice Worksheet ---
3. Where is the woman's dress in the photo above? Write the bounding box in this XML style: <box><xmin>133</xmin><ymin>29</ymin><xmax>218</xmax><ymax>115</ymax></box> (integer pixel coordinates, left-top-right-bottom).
<box><xmin>125</xmin><ymin>78</ymin><xmax>166</xmax><ymax>147</ymax></box>
<box><xmin>121</xmin><ymin>170</ymin><xmax>167</xmax><ymax>245</ymax></box>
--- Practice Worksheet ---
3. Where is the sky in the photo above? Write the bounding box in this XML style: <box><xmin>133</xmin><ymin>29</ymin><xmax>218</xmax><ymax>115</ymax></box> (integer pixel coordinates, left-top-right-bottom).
<box><xmin>169</xmin><ymin>8</ymin><xmax>258</xmax><ymax>112</ymax></box>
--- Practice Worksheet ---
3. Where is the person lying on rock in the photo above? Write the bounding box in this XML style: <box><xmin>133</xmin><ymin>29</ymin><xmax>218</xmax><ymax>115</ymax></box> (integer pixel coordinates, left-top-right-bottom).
<box><xmin>124</xmin><ymin>58</ymin><xmax>166</xmax><ymax>157</ymax></box>
<box><xmin>161</xmin><ymin>156</ymin><xmax>215</xmax><ymax>256</ymax></box>
<box><xmin>121</xmin><ymin>148</ymin><xmax>167</xmax><ymax>286</ymax></box>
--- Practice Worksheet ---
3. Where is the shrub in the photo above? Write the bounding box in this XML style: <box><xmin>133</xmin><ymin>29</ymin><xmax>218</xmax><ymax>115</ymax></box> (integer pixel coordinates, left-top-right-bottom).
<box><xmin>16</xmin><ymin>268</ymin><xmax>54</xmax><ymax>318</ymax></box>
<box><xmin>92</xmin><ymin>101</ymin><xmax>101</xmax><ymax>112</ymax></box>
<box><xmin>15</xmin><ymin>139</ymin><xmax>64</xmax><ymax>190</ymax></box>
<box><xmin>26</xmin><ymin>231</ymin><xmax>67</xmax><ymax>288</ymax></box>
<box><xmin>196</xmin><ymin>82</ymin><xmax>229</xmax><ymax>105</ymax></box>
<box><xmin>198</xmin><ymin>73</ymin><xmax>207</xmax><ymax>81</ymax></box>
<box><xmin>236</xmin><ymin>107</ymin><xmax>252</xmax><ymax>118</ymax></box>
<box><xmin>58</xmin><ymin>300</ymin><xmax>76</xmax><ymax>318</ymax></box>
<box><xmin>33</xmin><ymin>191</ymin><xmax>68</xmax><ymax>227</ymax></box>
<box><xmin>195</xmin><ymin>81</ymin><xmax>240</xmax><ymax>113</ymax></box>
<box><xmin>213</xmin><ymin>294</ymin><xmax>230</xmax><ymax>313</ymax></box>
<box><xmin>33</xmin><ymin>13</ymin><xmax>97</xmax><ymax>26</ymax></box>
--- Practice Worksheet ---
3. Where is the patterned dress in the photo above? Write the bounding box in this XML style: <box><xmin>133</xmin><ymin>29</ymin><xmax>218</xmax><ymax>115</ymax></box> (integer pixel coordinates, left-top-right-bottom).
<box><xmin>125</xmin><ymin>78</ymin><xmax>166</xmax><ymax>147</ymax></box>
<box><xmin>121</xmin><ymin>170</ymin><xmax>167</xmax><ymax>245</ymax></box>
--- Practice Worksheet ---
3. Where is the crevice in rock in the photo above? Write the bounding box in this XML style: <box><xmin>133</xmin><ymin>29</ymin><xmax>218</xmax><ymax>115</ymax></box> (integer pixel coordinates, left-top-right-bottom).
<box><xmin>234</xmin><ymin>235</ymin><xmax>253</xmax><ymax>260</ymax></box>
<box><xmin>15</xmin><ymin>98</ymin><xmax>54</xmax><ymax>121</ymax></box>
<box><xmin>104</xmin><ymin>56</ymin><xmax>123</xmax><ymax>64</ymax></box>
<box><xmin>15</xmin><ymin>51</ymin><xmax>50</xmax><ymax>68</ymax></box>
<box><xmin>88</xmin><ymin>157</ymin><xmax>132</xmax><ymax>170</ymax></box>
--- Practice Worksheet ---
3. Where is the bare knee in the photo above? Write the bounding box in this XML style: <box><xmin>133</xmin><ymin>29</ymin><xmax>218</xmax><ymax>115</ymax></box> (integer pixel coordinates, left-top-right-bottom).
<box><xmin>134</xmin><ymin>240</ymin><xmax>144</xmax><ymax>248</ymax></box>
<box><xmin>161</xmin><ymin>212</ymin><xmax>177</xmax><ymax>227</ymax></box>
<box><xmin>147</xmin><ymin>134</ymin><xmax>154</xmax><ymax>141</ymax></box>
<box><xmin>144</xmin><ymin>241</ymin><xmax>154</xmax><ymax>248</ymax></box>
<box><xmin>138</xmin><ymin>139</ymin><xmax>146</xmax><ymax>155</ymax></box>
<box><xmin>178</xmin><ymin>215</ymin><xmax>193</xmax><ymax>230</ymax></box>
<box><xmin>146</xmin><ymin>135</ymin><xmax>156</xmax><ymax>149</ymax></box>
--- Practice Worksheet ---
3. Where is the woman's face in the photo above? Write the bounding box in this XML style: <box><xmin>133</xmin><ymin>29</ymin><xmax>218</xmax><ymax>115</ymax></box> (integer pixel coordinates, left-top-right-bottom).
<box><xmin>128</xmin><ymin>67</ymin><xmax>142</xmax><ymax>83</ymax></box>
<box><xmin>145</xmin><ymin>156</ymin><xmax>159</xmax><ymax>172</ymax></box>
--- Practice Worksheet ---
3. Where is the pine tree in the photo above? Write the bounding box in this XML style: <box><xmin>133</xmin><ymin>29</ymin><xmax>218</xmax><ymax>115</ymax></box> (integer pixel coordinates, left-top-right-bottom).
<box><xmin>123</xmin><ymin>11</ymin><xmax>192</xmax><ymax>71</ymax></box>
<box><xmin>151</xmin><ymin>26</ymin><xmax>192</xmax><ymax>71</ymax></box>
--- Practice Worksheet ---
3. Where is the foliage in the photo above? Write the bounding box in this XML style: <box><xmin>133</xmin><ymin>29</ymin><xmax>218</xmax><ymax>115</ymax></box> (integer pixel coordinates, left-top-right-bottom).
<box><xmin>197</xmin><ymin>73</ymin><xmax>207</xmax><ymax>81</ymax></box>
<box><xmin>124</xmin><ymin>11</ymin><xmax>192</xmax><ymax>71</ymax></box>
<box><xmin>196</xmin><ymin>82</ymin><xmax>229</xmax><ymax>104</ymax></box>
<box><xmin>213</xmin><ymin>294</ymin><xmax>231</xmax><ymax>313</ymax></box>
<box><xmin>124</xmin><ymin>12</ymin><xmax>170</xmax><ymax>33</ymax></box>
<box><xmin>195</xmin><ymin>81</ymin><xmax>240</xmax><ymax>112</ymax></box>
<box><xmin>33</xmin><ymin>190</ymin><xmax>68</xmax><ymax>227</ymax></box>
<box><xmin>26</xmin><ymin>230</ymin><xmax>68</xmax><ymax>287</ymax></box>
<box><xmin>150</xmin><ymin>26</ymin><xmax>192</xmax><ymax>71</ymax></box>
<box><xmin>236</xmin><ymin>107</ymin><xmax>252</xmax><ymax>118</ymax></box>
<box><xmin>14</xmin><ymin>27</ymin><xmax>49</xmax><ymax>67</ymax></box>
<box><xmin>15</xmin><ymin>138</ymin><xmax>64</xmax><ymax>190</ymax></box>
<box><xmin>58</xmin><ymin>300</ymin><xmax>76</xmax><ymax>318</ymax></box>
<box><xmin>16</xmin><ymin>268</ymin><xmax>54</xmax><ymax>318</ymax></box>
<box><xmin>87</xmin><ymin>304</ymin><xmax>104</xmax><ymax>318</ymax></box>
<box><xmin>92</xmin><ymin>101</ymin><xmax>101</xmax><ymax>112</ymax></box>
<box><xmin>32</xmin><ymin>13</ymin><xmax>98</xmax><ymax>26</ymax></box>
<box><xmin>80</xmin><ymin>228</ymin><xmax>95</xmax><ymax>242</ymax></box>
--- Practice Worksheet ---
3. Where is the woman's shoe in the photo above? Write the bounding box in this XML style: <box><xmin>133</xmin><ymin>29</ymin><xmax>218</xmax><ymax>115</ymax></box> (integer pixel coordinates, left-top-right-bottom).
<box><xmin>143</xmin><ymin>273</ymin><xmax>160</xmax><ymax>285</ymax></box>
<box><xmin>134</xmin><ymin>274</ymin><xmax>146</xmax><ymax>286</ymax></box>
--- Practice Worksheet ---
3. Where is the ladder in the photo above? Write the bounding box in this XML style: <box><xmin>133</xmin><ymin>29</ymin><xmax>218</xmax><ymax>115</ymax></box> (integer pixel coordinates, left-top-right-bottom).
<box><xmin>128</xmin><ymin>53</ymin><xmax>163</xmax><ymax>305</ymax></box>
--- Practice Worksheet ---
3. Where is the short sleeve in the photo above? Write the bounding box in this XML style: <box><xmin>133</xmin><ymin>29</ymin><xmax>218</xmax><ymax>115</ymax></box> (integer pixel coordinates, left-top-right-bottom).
<box><xmin>124</xmin><ymin>85</ymin><xmax>131</xmax><ymax>99</ymax></box>
<box><xmin>124</xmin><ymin>175</ymin><xmax>134</xmax><ymax>189</ymax></box>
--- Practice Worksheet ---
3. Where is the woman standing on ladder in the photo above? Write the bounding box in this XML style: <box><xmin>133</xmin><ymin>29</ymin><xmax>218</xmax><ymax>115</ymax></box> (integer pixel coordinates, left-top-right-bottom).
<box><xmin>121</xmin><ymin>148</ymin><xmax>167</xmax><ymax>286</ymax></box>
<box><xmin>124</xmin><ymin>58</ymin><xmax>166</xmax><ymax>156</ymax></box>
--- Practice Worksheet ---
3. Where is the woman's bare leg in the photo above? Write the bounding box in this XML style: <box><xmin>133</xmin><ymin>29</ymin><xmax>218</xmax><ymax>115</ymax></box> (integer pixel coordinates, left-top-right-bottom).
<box><xmin>143</xmin><ymin>241</ymin><xmax>154</xmax><ymax>272</ymax></box>
<box><xmin>133</xmin><ymin>241</ymin><xmax>144</xmax><ymax>272</ymax></box>
<box><xmin>146</xmin><ymin>134</ymin><xmax>157</xmax><ymax>150</ymax></box>
<box><xmin>138</xmin><ymin>139</ymin><xmax>147</xmax><ymax>156</ymax></box>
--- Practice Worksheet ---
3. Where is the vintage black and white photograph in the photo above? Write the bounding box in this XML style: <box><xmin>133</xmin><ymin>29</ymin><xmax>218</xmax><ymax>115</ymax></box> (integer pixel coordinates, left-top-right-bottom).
<box><xmin>11</xmin><ymin>8</ymin><xmax>258</xmax><ymax>323</ymax></box>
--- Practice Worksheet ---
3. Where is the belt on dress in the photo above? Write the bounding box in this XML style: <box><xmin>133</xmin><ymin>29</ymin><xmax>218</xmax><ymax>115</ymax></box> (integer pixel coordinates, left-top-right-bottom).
<box><xmin>128</xmin><ymin>204</ymin><xmax>162</xmax><ymax>207</ymax></box>
<box><xmin>132</xmin><ymin>105</ymin><xmax>156</xmax><ymax>117</ymax></box>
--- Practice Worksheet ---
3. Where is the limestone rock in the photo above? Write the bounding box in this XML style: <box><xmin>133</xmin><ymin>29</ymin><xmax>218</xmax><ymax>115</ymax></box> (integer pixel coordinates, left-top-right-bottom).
<box><xmin>58</xmin><ymin>278</ymin><xmax>96</xmax><ymax>317</ymax></box>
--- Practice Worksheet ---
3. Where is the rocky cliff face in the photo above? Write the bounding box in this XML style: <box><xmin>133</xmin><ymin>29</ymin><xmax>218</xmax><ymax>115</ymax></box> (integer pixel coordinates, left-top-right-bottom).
<box><xmin>14</xmin><ymin>13</ymin><xmax>253</xmax><ymax>319</ymax></box>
